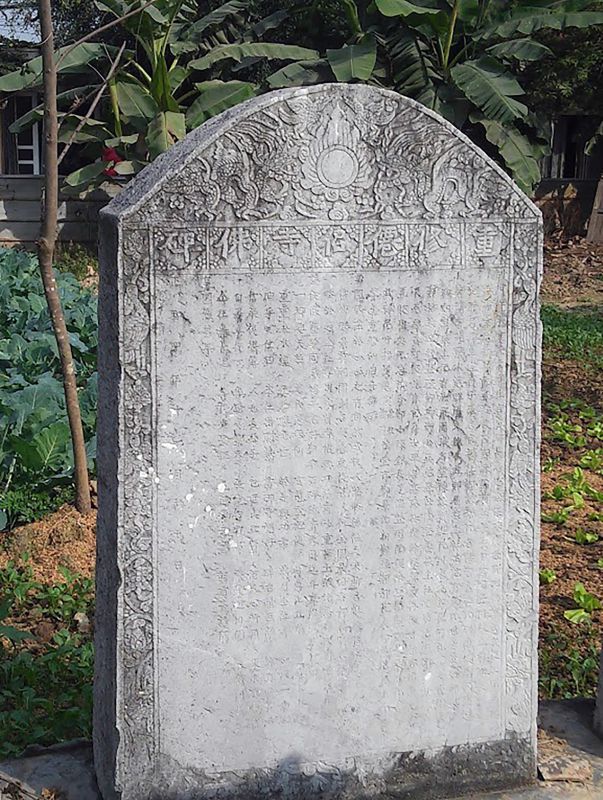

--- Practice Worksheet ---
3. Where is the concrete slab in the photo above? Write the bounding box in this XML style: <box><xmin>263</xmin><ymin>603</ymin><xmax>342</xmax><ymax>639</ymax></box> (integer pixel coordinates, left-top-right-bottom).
<box><xmin>0</xmin><ymin>701</ymin><xmax>600</xmax><ymax>800</ymax></box>
<box><xmin>0</xmin><ymin>739</ymin><xmax>99</xmax><ymax>800</ymax></box>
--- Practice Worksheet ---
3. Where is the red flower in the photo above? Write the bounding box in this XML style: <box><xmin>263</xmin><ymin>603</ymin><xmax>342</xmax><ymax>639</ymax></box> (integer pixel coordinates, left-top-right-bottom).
<box><xmin>102</xmin><ymin>146</ymin><xmax>124</xmax><ymax>177</ymax></box>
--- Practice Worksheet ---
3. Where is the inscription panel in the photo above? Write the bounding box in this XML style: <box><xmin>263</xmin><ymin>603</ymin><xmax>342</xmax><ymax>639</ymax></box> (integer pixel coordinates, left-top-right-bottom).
<box><xmin>153</xmin><ymin>235</ymin><xmax>509</xmax><ymax>769</ymax></box>
<box><xmin>152</xmin><ymin>222</ymin><xmax>511</xmax><ymax>274</ymax></box>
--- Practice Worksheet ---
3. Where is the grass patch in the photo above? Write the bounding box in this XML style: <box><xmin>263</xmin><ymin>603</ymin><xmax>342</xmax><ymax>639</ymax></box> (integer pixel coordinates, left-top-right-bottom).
<box><xmin>539</xmin><ymin>395</ymin><xmax>602</xmax><ymax>700</ymax></box>
<box><xmin>54</xmin><ymin>243</ymin><xmax>98</xmax><ymax>282</ymax></box>
<box><xmin>539</xmin><ymin>623</ymin><xmax>600</xmax><ymax>700</ymax></box>
<box><xmin>0</xmin><ymin>559</ymin><xmax>93</xmax><ymax>757</ymax></box>
<box><xmin>1</xmin><ymin>485</ymin><xmax>75</xmax><ymax>532</ymax></box>
<box><xmin>542</xmin><ymin>304</ymin><xmax>603</xmax><ymax>369</ymax></box>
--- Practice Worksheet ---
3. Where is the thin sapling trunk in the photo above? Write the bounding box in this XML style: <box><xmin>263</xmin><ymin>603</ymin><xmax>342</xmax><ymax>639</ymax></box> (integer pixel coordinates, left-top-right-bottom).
<box><xmin>38</xmin><ymin>0</ymin><xmax>91</xmax><ymax>513</ymax></box>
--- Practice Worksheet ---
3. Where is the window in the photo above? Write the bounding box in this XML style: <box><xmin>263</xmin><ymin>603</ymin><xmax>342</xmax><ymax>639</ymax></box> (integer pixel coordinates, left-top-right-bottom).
<box><xmin>541</xmin><ymin>115</ymin><xmax>603</xmax><ymax>182</ymax></box>
<box><xmin>1</xmin><ymin>93</ymin><xmax>42</xmax><ymax>175</ymax></box>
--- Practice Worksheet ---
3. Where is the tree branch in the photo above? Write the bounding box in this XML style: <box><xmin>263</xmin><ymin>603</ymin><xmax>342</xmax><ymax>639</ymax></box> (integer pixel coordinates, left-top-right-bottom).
<box><xmin>57</xmin><ymin>40</ymin><xmax>126</xmax><ymax>167</ymax></box>
<box><xmin>56</xmin><ymin>0</ymin><xmax>159</xmax><ymax>67</ymax></box>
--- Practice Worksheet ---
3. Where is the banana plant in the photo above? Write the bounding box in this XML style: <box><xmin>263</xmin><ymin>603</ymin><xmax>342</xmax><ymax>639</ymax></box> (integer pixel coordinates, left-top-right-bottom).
<box><xmin>372</xmin><ymin>0</ymin><xmax>603</xmax><ymax>191</ymax></box>
<box><xmin>0</xmin><ymin>0</ymin><xmax>317</xmax><ymax>192</ymax></box>
<box><xmin>266</xmin><ymin>0</ymin><xmax>603</xmax><ymax>193</ymax></box>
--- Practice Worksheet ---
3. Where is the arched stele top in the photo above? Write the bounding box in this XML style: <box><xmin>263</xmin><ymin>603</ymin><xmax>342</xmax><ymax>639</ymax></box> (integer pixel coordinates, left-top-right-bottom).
<box><xmin>104</xmin><ymin>83</ymin><xmax>539</xmax><ymax>226</ymax></box>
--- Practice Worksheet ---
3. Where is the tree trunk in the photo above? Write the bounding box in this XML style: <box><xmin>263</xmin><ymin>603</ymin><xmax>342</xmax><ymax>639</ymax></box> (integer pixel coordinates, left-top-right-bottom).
<box><xmin>586</xmin><ymin>173</ymin><xmax>603</xmax><ymax>243</ymax></box>
<box><xmin>38</xmin><ymin>0</ymin><xmax>91</xmax><ymax>514</ymax></box>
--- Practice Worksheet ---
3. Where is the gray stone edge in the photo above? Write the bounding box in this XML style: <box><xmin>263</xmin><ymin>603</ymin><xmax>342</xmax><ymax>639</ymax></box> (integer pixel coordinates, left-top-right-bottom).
<box><xmin>94</xmin><ymin>211</ymin><xmax>121</xmax><ymax>800</ymax></box>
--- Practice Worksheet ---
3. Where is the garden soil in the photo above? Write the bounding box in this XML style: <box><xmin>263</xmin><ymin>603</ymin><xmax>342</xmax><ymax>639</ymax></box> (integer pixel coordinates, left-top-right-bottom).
<box><xmin>0</xmin><ymin>506</ymin><xmax>95</xmax><ymax>583</ymax></box>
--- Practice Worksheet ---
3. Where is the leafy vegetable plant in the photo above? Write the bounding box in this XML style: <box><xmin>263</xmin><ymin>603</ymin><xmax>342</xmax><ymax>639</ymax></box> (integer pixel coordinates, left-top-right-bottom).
<box><xmin>0</xmin><ymin>249</ymin><xmax>97</xmax><ymax>529</ymax></box>
<box><xmin>564</xmin><ymin>581</ymin><xmax>601</xmax><ymax>623</ymax></box>
<box><xmin>573</xmin><ymin>528</ymin><xmax>600</xmax><ymax>545</ymax></box>
<box><xmin>542</xmin><ymin>507</ymin><xmax>572</xmax><ymax>525</ymax></box>
<box><xmin>539</xmin><ymin>568</ymin><xmax>556</xmax><ymax>585</ymax></box>
<box><xmin>0</xmin><ymin>599</ymin><xmax>34</xmax><ymax>646</ymax></box>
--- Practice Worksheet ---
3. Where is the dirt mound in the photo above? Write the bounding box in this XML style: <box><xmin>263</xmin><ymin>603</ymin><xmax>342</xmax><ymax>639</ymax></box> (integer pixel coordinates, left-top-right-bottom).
<box><xmin>0</xmin><ymin>505</ymin><xmax>95</xmax><ymax>583</ymax></box>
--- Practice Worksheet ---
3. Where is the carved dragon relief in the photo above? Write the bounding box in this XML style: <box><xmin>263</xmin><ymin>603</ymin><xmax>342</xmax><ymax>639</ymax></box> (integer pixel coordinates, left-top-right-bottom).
<box><xmin>128</xmin><ymin>90</ymin><xmax>537</xmax><ymax>226</ymax></box>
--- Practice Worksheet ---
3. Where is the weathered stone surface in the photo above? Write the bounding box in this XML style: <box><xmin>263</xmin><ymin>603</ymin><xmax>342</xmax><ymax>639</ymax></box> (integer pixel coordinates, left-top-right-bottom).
<box><xmin>95</xmin><ymin>83</ymin><xmax>542</xmax><ymax>800</ymax></box>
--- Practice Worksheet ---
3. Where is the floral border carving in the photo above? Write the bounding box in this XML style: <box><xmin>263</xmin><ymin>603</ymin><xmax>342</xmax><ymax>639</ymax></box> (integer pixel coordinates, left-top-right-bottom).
<box><xmin>118</xmin><ymin>226</ymin><xmax>157</xmax><ymax>789</ymax></box>
<box><xmin>505</xmin><ymin>220</ymin><xmax>542</xmax><ymax>740</ymax></box>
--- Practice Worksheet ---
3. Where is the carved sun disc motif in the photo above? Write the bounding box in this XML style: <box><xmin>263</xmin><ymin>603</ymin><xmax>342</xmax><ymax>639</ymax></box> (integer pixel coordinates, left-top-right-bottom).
<box><xmin>317</xmin><ymin>146</ymin><xmax>358</xmax><ymax>189</ymax></box>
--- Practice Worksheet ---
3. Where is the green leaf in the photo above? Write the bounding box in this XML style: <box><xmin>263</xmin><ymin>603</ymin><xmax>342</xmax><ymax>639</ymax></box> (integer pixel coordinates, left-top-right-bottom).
<box><xmin>266</xmin><ymin>60</ymin><xmax>329</xmax><ymax>88</ymax></box>
<box><xmin>104</xmin><ymin>133</ymin><xmax>140</xmax><ymax>147</ymax></box>
<box><xmin>186</xmin><ymin>0</ymin><xmax>248</xmax><ymax>38</ymax></box>
<box><xmin>0</xmin><ymin>624</ymin><xmax>34</xmax><ymax>643</ymax></box>
<box><xmin>33</xmin><ymin>422</ymin><xmax>72</xmax><ymax>471</ymax></box>
<box><xmin>113</xmin><ymin>161</ymin><xmax>146</xmax><ymax>175</ymax></box>
<box><xmin>146</xmin><ymin>111</ymin><xmax>186</xmax><ymax>159</ymax></box>
<box><xmin>539</xmin><ymin>568</ymin><xmax>556</xmax><ymax>585</ymax></box>
<box><xmin>57</xmin><ymin>116</ymin><xmax>112</xmax><ymax>145</ymax></box>
<box><xmin>487</xmin><ymin>11</ymin><xmax>603</xmax><ymax>38</ymax></box>
<box><xmin>115</xmin><ymin>79</ymin><xmax>159</xmax><ymax>130</ymax></box>
<box><xmin>8</xmin><ymin>105</ymin><xmax>44</xmax><ymax>134</ymax></box>
<box><xmin>457</xmin><ymin>0</ymin><xmax>480</xmax><ymax>23</ymax></box>
<box><xmin>429</xmin><ymin>83</ymin><xmax>470</xmax><ymax>127</ymax></box>
<box><xmin>252</xmin><ymin>10</ymin><xmax>289</xmax><ymax>36</ymax></box>
<box><xmin>375</xmin><ymin>0</ymin><xmax>442</xmax><ymax>17</ymax></box>
<box><xmin>327</xmin><ymin>35</ymin><xmax>377</xmax><ymax>82</ymax></box>
<box><xmin>473</xmin><ymin>116</ymin><xmax>541</xmax><ymax>193</ymax></box>
<box><xmin>168</xmin><ymin>64</ymin><xmax>189</xmax><ymax>94</ymax></box>
<box><xmin>13</xmin><ymin>421</ymin><xmax>71</xmax><ymax>472</ymax></box>
<box><xmin>573</xmin><ymin>581</ymin><xmax>601</xmax><ymax>612</ymax></box>
<box><xmin>0</xmin><ymin>509</ymin><xmax>6</xmax><ymax>531</ymax></box>
<box><xmin>575</xmin><ymin>529</ymin><xmax>599</xmax><ymax>545</ymax></box>
<box><xmin>388</xmin><ymin>30</ymin><xmax>438</xmax><ymax>97</ymax></box>
<box><xmin>142</xmin><ymin>2</ymin><xmax>168</xmax><ymax>24</ymax></box>
<box><xmin>64</xmin><ymin>161</ymin><xmax>111</xmax><ymax>188</ymax></box>
<box><xmin>170</xmin><ymin>0</ymin><xmax>249</xmax><ymax>54</ymax></box>
<box><xmin>0</xmin><ymin>43</ymin><xmax>120</xmax><ymax>92</ymax></box>
<box><xmin>187</xmin><ymin>80</ymin><xmax>256</xmax><ymax>129</ymax></box>
<box><xmin>150</xmin><ymin>55</ymin><xmax>180</xmax><ymax>113</ymax></box>
<box><xmin>8</xmin><ymin>86</ymin><xmax>98</xmax><ymax>134</ymax></box>
<box><xmin>0</xmin><ymin>598</ymin><xmax>11</xmax><ymax>621</ymax></box>
<box><xmin>487</xmin><ymin>38</ymin><xmax>553</xmax><ymax>62</ymax></box>
<box><xmin>189</xmin><ymin>43</ymin><xmax>320</xmax><ymax>71</ymax></box>
<box><xmin>564</xmin><ymin>608</ymin><xmax>591</xmax><ymax>624</ymax></box>
<box><xmin>451</xmin><ymin>56</ymin><xmax>527</xmax><ymax>124</ymax></box>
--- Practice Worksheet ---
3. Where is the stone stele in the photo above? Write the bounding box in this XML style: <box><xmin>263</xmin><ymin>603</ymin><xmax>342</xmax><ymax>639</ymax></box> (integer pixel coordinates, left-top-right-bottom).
<box><xmin>95</xmin><ymin>84</ymin><xmax>542</xmax><ymax>800</ymax></box>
